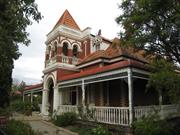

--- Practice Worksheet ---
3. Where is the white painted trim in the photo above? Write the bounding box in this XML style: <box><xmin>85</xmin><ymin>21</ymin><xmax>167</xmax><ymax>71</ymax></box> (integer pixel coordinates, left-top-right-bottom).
<box><xmin>59</xmin><ymin>68</ymin><xmax>128</xmax><ymax>86</ymax></box>
<box><xmin>43</xmin><ymin>62</ymin><xmax>78</xmax><ymax>74</ymax></box>
<box><xmin>72</xmin><ymin>43</ymin><xmax>82</xmax><ymax>52</ymax></box>
<box><xmin>82</xmin><ymin>79</ymin><xmax>85</xmax><ymax>106</ymax></box>
<box><xmin>133</xmin><ymin>76</ymin><xmax>149</xmax><ymax>80</ymax></box>
<box><xmin>132</xmin><ymin>68</ymin><xmax>150</xmax><ymax>75</ymax></box>
<box><xmin>77</xmin><ymin>56</ymin><xmax>125</xmax><ymax>69</ymax></box>
<box><xmin>128</xmin><ymin>68</ymin><xmax>134</xmax><ymax>125</ymax></box>
<box><xmin>23</xmin><ymin>87</ymin><xmax>43</xmax><ymax>94</ymax></box>
<box><xmin>77</xmin><ymin>59</ymin><xmax>105</xmax><ymax>69</ymax></box>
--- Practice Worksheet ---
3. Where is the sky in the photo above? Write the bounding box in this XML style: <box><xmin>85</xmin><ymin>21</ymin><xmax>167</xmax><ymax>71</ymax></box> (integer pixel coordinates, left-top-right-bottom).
<box><xmin>12</xmin><ymin>0</ymin><xmax>122</xmax><ymax>85</ymax></box>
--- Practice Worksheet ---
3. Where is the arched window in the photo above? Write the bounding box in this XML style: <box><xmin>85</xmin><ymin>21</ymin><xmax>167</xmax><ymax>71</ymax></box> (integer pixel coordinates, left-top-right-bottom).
<box><xmin>54</xmin><ymin>45</ymin><xmax>57</xmax><ymax>55</ymax></box>
<box><xmin>62</xmin><ymin>42</ymin><xmax>68</xmax><ymax>56</ymax></box>
<box><xmin>95</xmin><ymin>44</ymin><xmax>100</xmax><ymax>51</ymax></box>
<box><xmin>48</xmin><ymin>46</ymin><xmax>51</xmax><ymax>58</ymax></box>
<box><xmin>73</xmin><ymin>45</ymin><xmax>78</xmax><ymax>57</ymax></box>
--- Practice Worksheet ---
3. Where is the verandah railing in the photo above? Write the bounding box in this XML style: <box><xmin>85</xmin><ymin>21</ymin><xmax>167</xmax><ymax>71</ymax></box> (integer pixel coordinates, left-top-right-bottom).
<box><xmin>58</xmin><ymin>105</ymin><xmax>129</xmax><ymax>125</ymax></box>
<box><xmin>134</xmin><ymin>104</ymin><xmax>178</xmax><ymax>119</ymax></box>
<box><xmin>58</xmin><ymin>104</ymin><xmax>178</xmax><ymax>126</ymax></box>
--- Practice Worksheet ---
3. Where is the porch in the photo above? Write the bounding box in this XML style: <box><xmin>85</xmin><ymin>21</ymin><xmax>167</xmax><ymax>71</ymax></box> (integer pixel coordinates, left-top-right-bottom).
<box><xmin>54</xmin><ymin>66</ymin><xmax>178</xmax><ymax>126</ymax></box>
<box><xmin>57</xmin><ymin>104</ymin><xmax>178</xmax><ymax>126</ymax></box>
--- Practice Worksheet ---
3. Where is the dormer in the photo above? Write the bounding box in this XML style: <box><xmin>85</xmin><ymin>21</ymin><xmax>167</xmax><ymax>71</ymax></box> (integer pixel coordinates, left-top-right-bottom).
<box><xmin>91</xmin><ymin>30</ymin><xmax>111</xmax><ymax>53</ymax></box>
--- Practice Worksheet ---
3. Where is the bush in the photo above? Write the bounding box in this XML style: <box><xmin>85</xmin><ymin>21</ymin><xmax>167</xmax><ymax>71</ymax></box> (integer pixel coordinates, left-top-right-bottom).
<box><xmin>133</xmin><ymin>114</ymin><xmax>173</xmax><ymax>135</ymax></box>
<box><xmin>53</xmin><ymin>112</ymin><xmax>77</xmax><ymax>127</ymax></box>
<box><xmin>0</xmin><ymin>107</ymin><xmax>11</xmax><ymax>116</ymax></box>
<box><xmin>91</xmin><ymin>125</ymin><xmax>110</xmax><ymax>135</ymax></box>
<box><xmin>11</xmin><ymin>100</ymin><xmax>32</xmax><ymax>115</ymax></box>
<box><xmin>77</xmin><ymin>105</ymin><xmax>96</xmax><ymax>120</ymax></box>
<box><xmin>4</xmin><ymin>119</ymin><xmax>36</xmax><ymax>135</ymax></box>
<box><xmin>32</xmin><ymin>101</ymin><xmax>40</xmax><ymax>112</ymax></box>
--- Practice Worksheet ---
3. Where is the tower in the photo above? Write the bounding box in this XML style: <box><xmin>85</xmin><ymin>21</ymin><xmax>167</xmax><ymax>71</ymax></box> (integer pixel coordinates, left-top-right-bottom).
<box><xmin>41</xmin><ymin>9</ymin><xmax>92</xmax><ymax>115</ymax></box>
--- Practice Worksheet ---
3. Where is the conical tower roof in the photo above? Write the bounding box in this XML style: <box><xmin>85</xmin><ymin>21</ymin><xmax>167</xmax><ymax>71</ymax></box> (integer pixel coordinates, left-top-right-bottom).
<box><xmin>53</xmin><ymin>9</ymin><xmax>80</xmax><ymax>30</ymax></box>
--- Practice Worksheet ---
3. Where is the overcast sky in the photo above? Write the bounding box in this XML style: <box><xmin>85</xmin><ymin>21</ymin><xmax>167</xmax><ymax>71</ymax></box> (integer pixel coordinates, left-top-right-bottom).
<box><xmin>12</xmin><ymin>0</ymin><xmax>122</xmax><ymax>85</ymax></box>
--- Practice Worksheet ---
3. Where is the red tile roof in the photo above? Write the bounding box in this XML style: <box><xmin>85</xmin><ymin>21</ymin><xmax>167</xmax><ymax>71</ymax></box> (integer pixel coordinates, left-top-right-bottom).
<box><xmin>24</xmin><ymin>83</ymin><xmax>43</xmax><ymax>91</ymax></box>
<box><xmin>53</xmin><ymin>9</ymin><xmax>80</xmax><ymax>30</ymax></box>
<box><xmin>78</xmin><ymin>38</ymin><xmax>148</xmax><ymax>65</ymax></box>
<box><xmin>59</xmin><ymin>59</ymin><xmax>146</xmax><ymax>82</ymax></box>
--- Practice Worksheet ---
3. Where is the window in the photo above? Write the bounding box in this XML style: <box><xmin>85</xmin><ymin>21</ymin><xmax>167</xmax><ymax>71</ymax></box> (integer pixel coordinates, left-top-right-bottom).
<box><xmin>62</xmin><ymin>42</ymin><xmax>68</xmax><ymax>56</ymax></box>
<box><xmin>73</xmin><ymin>45</ymin><xmax>78</xmax><ymax>57</ymax></box>
<box><xmin>95</xmin><ymin>44</ymin><xmax>100</xmax><ymax>51</ymax></box>
<box><xmin>48</xmin><ymin>46</ymin><xmax>51</xmax><ymax>58</ymax></box>
<box><xmin>54</xmin><ymin>45</ymin><xmax>57</xmax><ymax>55</ymax></box>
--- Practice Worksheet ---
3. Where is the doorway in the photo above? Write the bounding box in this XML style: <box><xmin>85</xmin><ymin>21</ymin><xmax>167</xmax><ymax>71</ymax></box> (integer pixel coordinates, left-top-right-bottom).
<box><xmin>48</xmin><ymin>79</ymin><xmax>54</xmax><ymax>113</ymax></box>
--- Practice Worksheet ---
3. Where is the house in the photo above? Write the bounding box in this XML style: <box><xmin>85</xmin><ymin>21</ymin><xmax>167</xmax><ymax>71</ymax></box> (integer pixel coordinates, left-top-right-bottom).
<box><xmin>23</xmin><ymin>9</ymin><xmax>177</xmax><ymax>126</ymax></box>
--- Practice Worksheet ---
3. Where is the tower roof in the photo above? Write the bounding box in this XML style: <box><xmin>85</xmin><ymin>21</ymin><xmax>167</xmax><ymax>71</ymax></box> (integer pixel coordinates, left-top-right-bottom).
<box><xmin>53</xmin><ymin>9</ymin><xmax>80</xmax><ymax>30</ymax></box>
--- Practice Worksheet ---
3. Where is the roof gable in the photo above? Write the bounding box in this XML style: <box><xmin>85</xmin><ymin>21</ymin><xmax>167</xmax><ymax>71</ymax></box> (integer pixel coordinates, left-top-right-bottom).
<box><xmin>53</xmin><ymin>9</ymin><xmax>80</xmax><ymax>30</ymax></box>
<box><xmin>78</xmin><ymin>38</ymin><xmax>149</xmax><ymax>66</ymax></box>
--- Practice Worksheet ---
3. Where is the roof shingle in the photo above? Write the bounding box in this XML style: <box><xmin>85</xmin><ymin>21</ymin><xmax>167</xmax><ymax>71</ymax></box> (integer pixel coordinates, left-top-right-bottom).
<box><xmin>53</xmin><ymin>9</ymin><xmax>80</xmax><ymax>30</ymax></box>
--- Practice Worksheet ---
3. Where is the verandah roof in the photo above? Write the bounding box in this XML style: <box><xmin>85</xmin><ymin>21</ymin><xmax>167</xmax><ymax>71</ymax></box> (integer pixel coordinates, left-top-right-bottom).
<box><xmin>58</xmin><ymin>60</ymin><xmax>150</xmax><ymax>89</ymax></box>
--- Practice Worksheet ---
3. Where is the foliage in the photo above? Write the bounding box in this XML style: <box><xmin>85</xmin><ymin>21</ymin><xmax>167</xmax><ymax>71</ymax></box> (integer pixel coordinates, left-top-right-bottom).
<box><xmin>32</xmin><ymin>95</ymin><xmax>42</xmax><ymax>112</ymax></box>
<box><xmin>32</xmin><ymin>101</ymin><xmax>40</xmax><ymax>112</ymax></box>
<box><xmin>133</xmin><ymin>113</ymin><xmax>174</xmax><ymax>135</ymax></box>
<box><xmin>0</xmin><ymin>0</ymin><xmax>42</xmax><ymax>108</ymax></box>
<box><xmin>11</xmin><ymin>100</ymin><xmax>32</xmax><ymax>115</ymax></box>
<box><xmin>146</xmin><ymin>59</ymin><xmax>180</xmax><ymax>104</ymax></box>
<box><xmin>3</xmin><ymin>119</ymin><xmax>41</xmax><ymax>135</ymax></box>
<box><xmin>77</xmin><ymin>105</ymin><xmax>96</xmax><ymax>120</ymax></box>
<box><xmin>0</xmin><ymin>107</ymin><xmax>11</xmax><ymax>116</ymax></box>
<box><xmin>91</xmin><ymin>125</ymin><xmax>110</xmax><ymax>135</ymax></box>
<box><xmin>12</xmin><ymin>80</ymin><xmax>26</xmax><ymax>93</ymax></box>
<box><xmin>53</xmin><ymin>112</ymin><xmax>77</xmax><ymax>127</ymax></box>
<box><xmin>116</xmin><ymin>0</ymin><xmax>180</xmax><ymax>64</ymax></box>
<box><xmin>67</xmin><ymin>124</ymin><xmax>92</xmax><ymax>135</ymax></box>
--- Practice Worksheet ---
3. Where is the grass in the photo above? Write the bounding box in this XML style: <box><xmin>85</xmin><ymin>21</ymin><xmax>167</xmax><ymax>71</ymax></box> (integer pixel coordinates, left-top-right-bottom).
<box><xmin>66</xmin><ymin>124</ymin><xmax>92</xmax><ymax>135</ymax></box>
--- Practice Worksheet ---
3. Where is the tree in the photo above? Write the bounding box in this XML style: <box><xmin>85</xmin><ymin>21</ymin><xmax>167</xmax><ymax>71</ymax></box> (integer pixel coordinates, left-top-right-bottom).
<box><xmin>0</xmin><ymin>0</ymin><xmax>42</xmax><ymax>107</ymax></box>
<box><xmin>116</xmin><ymin>0</ymin><xmax>180</xmax><ymax>65</ymax></box>
<box><xmin>146</xmin><ymin>59</ymin><xmax>180</xmax><ymax>104</ymax></box>
<box><xmin>11</xmin><ymin>79</ymin><xmax>26</xmax><ymax>94</ymax></box>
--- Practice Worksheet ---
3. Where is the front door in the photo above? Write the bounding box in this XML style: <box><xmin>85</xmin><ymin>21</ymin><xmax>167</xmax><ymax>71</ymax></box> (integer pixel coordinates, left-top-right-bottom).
<box><xmin>48</xmin><ymin>83</ymin><xmax>54</xmax><ymax>113</ymax></box>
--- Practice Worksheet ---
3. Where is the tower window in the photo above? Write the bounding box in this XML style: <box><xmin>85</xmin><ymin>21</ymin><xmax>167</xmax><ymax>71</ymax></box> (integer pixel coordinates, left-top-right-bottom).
<box><xmin>48</xmin><ymin>46</ymin><xmax>51</xmax><ymax>58</ymax></box>
<box><xmin>54</xmin><ymin>45</ymin><xmax>57</xmax><ymax>55</ymax></box>
<box><xmin>62</xmin><ymin>42</ymin><xmax>68</xmax><ymax>56</ymax></box>
<box><xmin>73</xmin><ymin>45</ymin><xmax>78</xmax><ymax>57</ymax></box>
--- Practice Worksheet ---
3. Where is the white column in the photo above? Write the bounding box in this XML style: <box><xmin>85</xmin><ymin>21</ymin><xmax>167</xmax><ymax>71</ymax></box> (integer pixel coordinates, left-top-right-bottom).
<box><xmin>128</xmin><ymin>68</ymin><xmax>134</xmax><ymax>125</ymax></box>
<box><xmin>59</xmin><ymin>89</ymin><xmax>63</xmax><ymax>105</ymax></box>
<box><xmin>23</xmin><ymin>93</ymin><xmax>25</xmax><ymax>102</ymax></box>
<box><xmin>30</xmin><ymin>92</ymin><xmax>33</xmax><ymax>103</ymax></box>
<box><xmin>53</xmin><ymin>85</ymin><xmax>59</xmax><ymax>112</ymax></box>
<box><xmin>159</xmin><ymin>91</ymin><xmax>163</xmax><ymax>105</ymax></box>
<box><xmin>76</xmin><ymin>87</ymin><xmax>79</xmax><ymax>105</ymax></box>
<box><xmin>42</xmin><ymin>89</ymin><xmax>49</xmax><ymax>115</ymax></box>
<box><xmin>82</xmin><ymin>80</ymin><xmax>85</xmax><ymax>106</ymax></box>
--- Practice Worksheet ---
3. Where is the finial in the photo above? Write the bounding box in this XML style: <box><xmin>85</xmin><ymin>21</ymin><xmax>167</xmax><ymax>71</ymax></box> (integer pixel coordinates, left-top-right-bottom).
<box><xmin>98</xmin><ymin>29</ymin><xmax>101</xmax><ymax>36</ymax></box>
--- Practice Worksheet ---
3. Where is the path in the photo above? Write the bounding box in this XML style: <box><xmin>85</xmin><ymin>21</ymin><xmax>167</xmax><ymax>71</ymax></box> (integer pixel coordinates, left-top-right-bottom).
<box><xmin>12</xmin><ymin>112</ymin><xmax>77</xmax><ymax>135</ymax></box>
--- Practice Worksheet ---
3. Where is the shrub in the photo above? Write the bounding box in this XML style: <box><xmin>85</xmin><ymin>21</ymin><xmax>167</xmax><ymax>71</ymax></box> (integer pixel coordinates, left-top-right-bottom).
<box><xmin>91</xmin><ymin>125</ymin><xmax>110</xmax><ymax>135</ymax></box>
<box><xmin>53</xmin><ymin>112</ymin><xmax>77</xmax><ymax>127</ymax></box>
<box><xmin>23</xmin><ymin>102</ymin><xmax>32</xmax><ymax>115</ymax></box>
<box><xmin>32</xmin><ymin>101</ymin><xmax>40</xmax><ymax>112</ymax></box>
<box><xmin>10</xmin><ymin>100</ymin><xmax>24</xmax><ymax>112</ymax></box>
<box><xmin>77</xmin><ymin>105</ymin><xmax>96</xmax><ymax>120</ymax></box>
<box><xmin>0</xmin><ymin>107</ymin><xmax>11</xmax><ymax>116</ymax></box>
<box><xmin>133</xmin><ymin>114</ymin><xmax>173</xmax><ymax>135</ymax></box>
<box><xmin>10</xmin><ymin>100</ymin><xmax>32</xmax><ymax>115</ymax></box>
<box><xmin>4</xmin><ymin>119</ymin><xmax>36</xmax><ymax>135</ymax></box>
